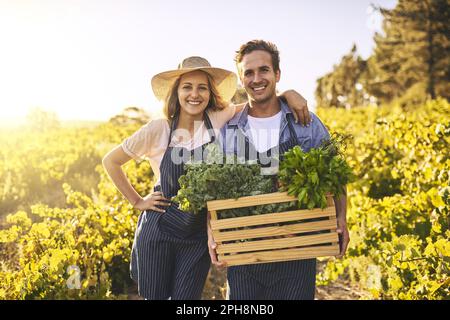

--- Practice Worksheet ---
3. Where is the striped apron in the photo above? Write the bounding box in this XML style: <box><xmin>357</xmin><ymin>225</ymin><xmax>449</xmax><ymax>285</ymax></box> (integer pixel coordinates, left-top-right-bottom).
<box><xmin>130</xmin><ymin>113</ymin><xmax>215</xmax><ymax>300</ymax></box>
<box><xmin>227</xmin><ymin>113</ymin><xmax>317</xmax><ymax>300</ymax></box>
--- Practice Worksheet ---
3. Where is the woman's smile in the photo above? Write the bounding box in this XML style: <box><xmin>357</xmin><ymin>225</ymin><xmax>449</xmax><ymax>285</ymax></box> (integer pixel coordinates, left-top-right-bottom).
<box><xmin>178</xmin><ymin>70</ymin><xmax>211</xmax><ymax>117</ymax></box>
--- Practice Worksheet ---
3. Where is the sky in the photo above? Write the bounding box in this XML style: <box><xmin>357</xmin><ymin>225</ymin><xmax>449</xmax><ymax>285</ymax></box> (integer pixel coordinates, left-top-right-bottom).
<box><xmin>0</xmin><ymin>0</ymin><xmax>397</xmax><ymax>122</ymax></box>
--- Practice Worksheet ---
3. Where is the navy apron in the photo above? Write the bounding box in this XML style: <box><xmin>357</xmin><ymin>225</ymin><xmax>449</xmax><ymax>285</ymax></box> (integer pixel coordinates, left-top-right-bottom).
<box><xmin>130</xmin><ymin>112</ymin><xmax>215</xmax><ymax>300</ymax></box>
<box><xmin>227</xmin><ymin>112</ymin><xmax>317</xmax><ymax>300</ymax></box>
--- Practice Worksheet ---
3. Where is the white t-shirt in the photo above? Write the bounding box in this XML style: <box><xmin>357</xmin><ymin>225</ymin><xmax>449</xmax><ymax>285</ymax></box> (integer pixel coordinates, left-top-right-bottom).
<box><xmin>247</xmin><ymin>111</ymin><xmax>282</xmax><ymax>153</ymax></box>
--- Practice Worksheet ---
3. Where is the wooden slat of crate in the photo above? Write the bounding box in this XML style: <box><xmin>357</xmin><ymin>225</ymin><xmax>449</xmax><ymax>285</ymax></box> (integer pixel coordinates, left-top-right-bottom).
<box><xmin>210</xmin><ymin>206</ymin><xmax>335</xmax><ymax>231</ymax></box>
<box><xmin>216</xmin><ymin>232</ymin><xmax>338</xmax><ymax>255</ymax></box>
<box><xmin>207</xmin><ymin>191</ymin><xmax>334</xmax><ymax>212</ymax></box>
<box><xmin>218</xmin><ymin>244</ymin><xmax>340</xmax><ymax>266</ymax></box>
<box><xmin>207</xmin><ymin>192</ymin><xmax>297</xmax><ymax>211</ymax></box>
<box><xmin>207</xmin><ymin>192</ymin><xmax>338</xmax><ymax>266</ymax></box>
<box><xmin>213</xmin><ymin>218</ymin><xmax>337</xmax><ymax>242</ymax></box>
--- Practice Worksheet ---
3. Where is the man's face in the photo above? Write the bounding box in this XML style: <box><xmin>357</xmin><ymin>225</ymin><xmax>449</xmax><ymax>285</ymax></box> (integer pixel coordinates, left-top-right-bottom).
<box><xmin>238</xmin><ymin>50</ymin><xmax>280</xmax><ymax>104</ymax></box>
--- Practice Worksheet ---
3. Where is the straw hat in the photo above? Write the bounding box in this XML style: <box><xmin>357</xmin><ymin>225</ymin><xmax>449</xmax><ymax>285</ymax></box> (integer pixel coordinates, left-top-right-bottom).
<box><xmin>151</xmin><ymin>56</ymin><xmax>238</xmax><ymax>102</ymax></box>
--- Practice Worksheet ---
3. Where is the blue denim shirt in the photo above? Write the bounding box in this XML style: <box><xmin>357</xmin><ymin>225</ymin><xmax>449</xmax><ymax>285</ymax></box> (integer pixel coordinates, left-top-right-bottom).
<box><xmin>219</xmin><ymin>99</ymin><xmax>330</xmax><ymax>157</ymax></box>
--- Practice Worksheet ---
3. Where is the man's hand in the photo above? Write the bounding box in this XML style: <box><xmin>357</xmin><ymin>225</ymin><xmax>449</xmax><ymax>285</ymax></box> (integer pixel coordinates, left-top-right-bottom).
<box><xmin>335</xmin><ymin>219</ymin><xmax>350</xmax><ymax>259</ymax></box>
<box><xmin>279</xmin><ymin>89</ymin><xmax>311</xmax><ymax>126</ymax></box>
<box><xmin>207</xmin><ymin>213</ymin><xmax>227</xmax><ymax>268</ymax></box>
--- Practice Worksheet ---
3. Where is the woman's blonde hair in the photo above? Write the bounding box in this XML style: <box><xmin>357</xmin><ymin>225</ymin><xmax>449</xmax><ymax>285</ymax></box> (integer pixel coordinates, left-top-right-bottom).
<box><xmin>162</xmin><ymin>71</ymin><xmax>229</xmax><ymax>123</ymax></box>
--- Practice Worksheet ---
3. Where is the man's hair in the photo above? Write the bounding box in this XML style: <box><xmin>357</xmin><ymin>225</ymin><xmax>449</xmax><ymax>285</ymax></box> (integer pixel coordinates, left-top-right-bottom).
<box><xmin>234</xmin><ymin>40</ymin><xmax>280</xmax><ymax>73</ymax></box>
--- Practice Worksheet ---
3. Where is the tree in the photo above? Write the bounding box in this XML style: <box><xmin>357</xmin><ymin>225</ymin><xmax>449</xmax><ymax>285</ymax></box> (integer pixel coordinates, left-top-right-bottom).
<box><xmin>370</xmin><ymin>0</ymin><xmax>450</xmax><ymax>105</ymax></box>
<box><xmin>315</xmin><ymin>0</ymin><xmax>449</xmax><ymax>108</ymax></box>
<box><xmin>26</xmin><ymin>107</ymin><xmax>61</xmax><ymax>133</ymax></box>
<box><xmin>108</xmin><ymin>106</ymin><xmax>151</xmax><ymax>126</ymax></box>
<box><xmin>315</xmin><ymin>45</ymin><xmax>373</xmax><ymax>108</ymax></box>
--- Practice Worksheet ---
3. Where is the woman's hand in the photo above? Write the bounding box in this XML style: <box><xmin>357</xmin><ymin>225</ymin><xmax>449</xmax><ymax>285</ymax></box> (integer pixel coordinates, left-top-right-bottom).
<box><xmin>278</xmin><ymin>90</ymin><xmax>311</xmax><ymax>126</ymax></box>
<box><xmin>133</xmin><ymin>191</ymin><xmax>171</xmax><ymax>213</ymax></box>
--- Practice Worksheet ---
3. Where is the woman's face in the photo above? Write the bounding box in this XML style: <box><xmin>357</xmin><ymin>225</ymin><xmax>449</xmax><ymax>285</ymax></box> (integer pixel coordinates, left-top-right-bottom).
<box><xmin>177</xmin><ymin>70</ymin><xmax>211</xmax><ymax>118</ymax></box>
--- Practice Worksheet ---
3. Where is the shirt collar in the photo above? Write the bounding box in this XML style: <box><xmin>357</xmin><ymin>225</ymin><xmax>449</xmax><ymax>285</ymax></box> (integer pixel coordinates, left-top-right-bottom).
<box><xmin>228</xmin><ymin>98</ymin><xmax>293</xmax><ymax>128</ymax></box>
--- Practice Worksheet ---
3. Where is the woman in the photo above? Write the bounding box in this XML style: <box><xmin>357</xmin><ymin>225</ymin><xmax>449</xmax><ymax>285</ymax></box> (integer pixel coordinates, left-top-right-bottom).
<box><xmin>102</xmin><ymin>56</ymin><xmax>310</xmax><ymax>300</ymax></box>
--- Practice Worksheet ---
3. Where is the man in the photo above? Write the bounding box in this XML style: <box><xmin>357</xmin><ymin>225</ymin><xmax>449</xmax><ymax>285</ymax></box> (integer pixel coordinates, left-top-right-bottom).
<box><xmin>207</xmin><ymin>40</ymin><xmax>349</xmax><ymax>300</ymax></box>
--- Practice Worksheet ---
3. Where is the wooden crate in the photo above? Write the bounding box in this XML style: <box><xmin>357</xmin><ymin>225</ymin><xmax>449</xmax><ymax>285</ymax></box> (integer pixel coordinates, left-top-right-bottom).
<box><xmin>207</xmin><ymin>192</ymin><xmax>340</xmax><ymax>266</ymax></box>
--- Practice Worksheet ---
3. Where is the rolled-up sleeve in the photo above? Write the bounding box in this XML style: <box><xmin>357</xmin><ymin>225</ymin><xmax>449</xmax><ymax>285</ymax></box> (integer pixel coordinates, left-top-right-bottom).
<box><xmin>207</xmin><ymin>105</ymin><xmax>236</xmax><ymax>129</ymax></box>
<box><xmin>121</xmin><ymin>119</ymin><xmax>169</xmax><ymax>162</ymax></box>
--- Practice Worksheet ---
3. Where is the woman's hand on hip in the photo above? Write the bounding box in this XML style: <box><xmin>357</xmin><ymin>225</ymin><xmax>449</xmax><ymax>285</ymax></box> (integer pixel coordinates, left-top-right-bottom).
<box><xmin>133</xmin><ymin>191</ymin><xmax>171</xmax><ymax>213</ymax></box>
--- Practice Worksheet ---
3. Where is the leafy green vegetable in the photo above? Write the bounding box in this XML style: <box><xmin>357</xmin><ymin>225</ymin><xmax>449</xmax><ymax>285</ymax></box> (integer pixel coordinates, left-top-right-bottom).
<box><xmin>278</xmin><ymin>132</ymin><xmax>355</xmax><ymax>209</ymax></box>
<box><xmin>174</xmin><ymin>134</ymin><xmax>355</xmax><ymax>217</ymax></box>
<box><xmin>172</xmin><ymin>143</ymin><xmax>276</xmax><ymax>216</ymax></box>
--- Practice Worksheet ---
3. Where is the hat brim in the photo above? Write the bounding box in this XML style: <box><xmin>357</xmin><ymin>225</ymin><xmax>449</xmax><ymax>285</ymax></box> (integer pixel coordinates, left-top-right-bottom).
<box><xmin>151</xmin><ymin>66</ymin><xmax>238</xmax><ymax>102</ymax></box>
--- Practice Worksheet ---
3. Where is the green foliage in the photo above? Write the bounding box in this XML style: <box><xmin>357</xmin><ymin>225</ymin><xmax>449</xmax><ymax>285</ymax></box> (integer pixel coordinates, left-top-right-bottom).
<box><xmin>316</xmin><ymin>98</ymin><xmax>450</xmax><ymax>300</ymax></box>
<box><xmin>0</xmin><ymin>121</ymin><xmax>139</xmax><ymax>217</ymax></box>
<box><xmin>316</xmin><ymin>0</ymin><xmax>450</xmax><ymax>108</ymax></box>
<box><xmin>371</xmin><ymin>0</ymin><xmax>449</xmax><ymax>104</ymax></box>
<box><xmin>278</xmin><ymin>133</ymin><xmax>355</xmax><ymax>209</ymax></box>
<box><xmin>0</xmin><ymin>185</ymin><xmax>131</xmax><ymax>299</ymax></box>
<box><xmin>173</xmin><ymin>144</ymin><xmax>276</xmax><ymax>217</ymax></box>
<box><xmin>1</xmin><ymin>98</ymin><xmax>449</xmax><ymax>299</ymax></box>
<box><xmin>315</xmin><ymin>44</ymin><xmax>373</xmax><ymax>109</ymax></box>
<box><xmin>174</xmin><ymin>135</ymin><xmax>354</xmax><ymax>217</ymax></box>
<box><xmin>0</xmin><ymin>121</ymin><xmax>152</xmax><ymax>299</ymax></box>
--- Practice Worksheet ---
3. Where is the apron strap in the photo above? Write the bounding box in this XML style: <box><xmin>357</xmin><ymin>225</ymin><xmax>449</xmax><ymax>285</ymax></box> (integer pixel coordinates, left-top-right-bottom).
<box><xmin>285</xmin><ymin>112</ymin><xmax>300</xmax><ymax>145</ymax></box>
<box><xmin>167</xmin><ymin>109</ymin><xmax>216</xmax><ymax>147</ymax></box>
<box><xmin>202</xmin><ymin>111</ymin><xmax>216</xmax><ymax>143</ymax></box>
<box><xmin>167</xmin><ymin>109</ymin><xmax>180</xmax><ymax>148</ymax></box>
